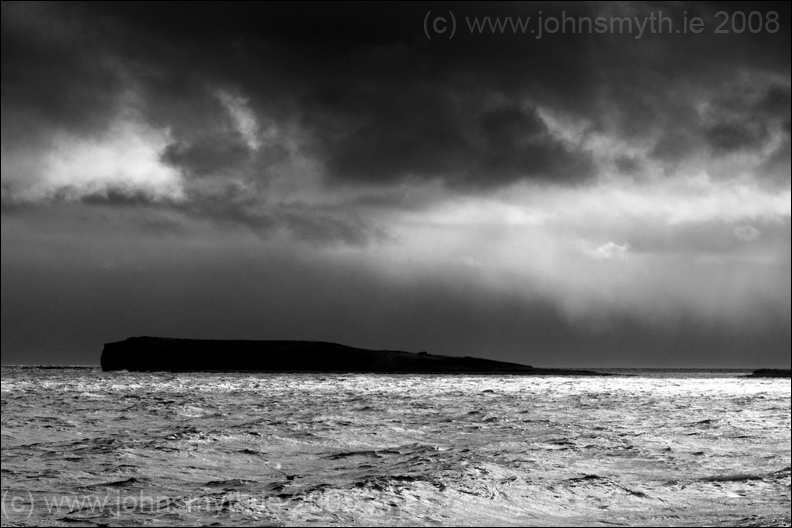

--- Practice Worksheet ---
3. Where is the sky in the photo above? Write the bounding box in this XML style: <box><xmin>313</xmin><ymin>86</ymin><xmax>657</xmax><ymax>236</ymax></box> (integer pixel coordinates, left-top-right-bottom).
<box><xmin>1</xmin><ymin>1</ymin><xmax>790</xmax><ymax>367</ymax></box>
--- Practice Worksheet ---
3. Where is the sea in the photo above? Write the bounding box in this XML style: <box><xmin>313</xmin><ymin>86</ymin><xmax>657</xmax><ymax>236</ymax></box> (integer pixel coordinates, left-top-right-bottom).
<box><xmin>1</xmin><ymin>367</ymin><xmax>790</xmax><ymax>526</ymax></box>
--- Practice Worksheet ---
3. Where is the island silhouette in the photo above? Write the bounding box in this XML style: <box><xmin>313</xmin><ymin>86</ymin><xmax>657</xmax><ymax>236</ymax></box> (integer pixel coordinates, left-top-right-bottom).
<box><xmin>100</xmin><ymin>336</ymin><xmax>604</xmax><ymax>374</ymax></box>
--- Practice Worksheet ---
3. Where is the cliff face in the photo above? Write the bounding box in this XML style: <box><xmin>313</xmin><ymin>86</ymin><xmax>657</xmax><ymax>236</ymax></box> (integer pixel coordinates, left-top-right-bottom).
<box><xmin>100</xmin><ymin>337</ymin><xmax>539</xmax><ymax>373</ymax></box>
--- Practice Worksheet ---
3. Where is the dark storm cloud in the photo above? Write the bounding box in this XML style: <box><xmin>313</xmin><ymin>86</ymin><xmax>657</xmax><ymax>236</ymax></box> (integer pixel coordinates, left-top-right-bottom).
<box><xmin>310</xmin><ymin>97</ymin><xmax>594</xmax><ymax>187</ymax></box>
<box><xmin>701</xmin><ymin>83</ymin><xmax>790</xmax><ymax>155</ymax></box>
<box><xmin>704</xmin><ymin>122</ymin><xmax>768</xmax><ymax>154</ymax></box>
<box><xmin>162</xmin><ymin>138</ymin><xmax>252</xmax><ymax>178</ymax></box>
<box><xmin>650</xmin><ymin>132</ymin><xmax>699</xmax><ymax>164</ymax></box>
<box><xmin>76</xmin><ymin>188</ymin><xmax>162</xmax><ymax>207</ymax></box>
<box><xmin>647</xmin><ymin>82</ymin><xmax>790</xmax><ymax>171</ymax></box>
<box><xmin>76</xmin><ymin>184</ymin><xmax>383</xmax><ymax>246</ymax></box>
<box><xmin>0</xmin><ymin>2</ymin><xmax>123</xmax><ymax>139</ymax></box>
<box><xmin>4</xmin><ymin>1</ymin><xmax>788</xmax><ymax>196</ymax></box>
<box><xmin>614</xmin><ymin>156</ymin><xmax>641</xmax><ymax>175</ymax></box>
<box><xmin>756</xmin><ymin>84</ymin><xmax>791</xmax><ymax>118</ymax></box>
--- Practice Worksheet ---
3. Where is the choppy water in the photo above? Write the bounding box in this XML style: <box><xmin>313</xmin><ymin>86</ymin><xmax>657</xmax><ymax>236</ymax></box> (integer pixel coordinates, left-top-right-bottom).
<box><xmin>1</xmin><ymin>367</ymin><xmax>790</xmax><ymax>526</ymax></box>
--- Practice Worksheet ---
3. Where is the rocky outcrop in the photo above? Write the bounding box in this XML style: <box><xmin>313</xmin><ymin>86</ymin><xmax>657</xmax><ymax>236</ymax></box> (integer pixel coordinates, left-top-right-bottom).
<box><xmin>100</xmin><ymin>336</ymin><xmax>603</xmax><ymax>375</ymax></box>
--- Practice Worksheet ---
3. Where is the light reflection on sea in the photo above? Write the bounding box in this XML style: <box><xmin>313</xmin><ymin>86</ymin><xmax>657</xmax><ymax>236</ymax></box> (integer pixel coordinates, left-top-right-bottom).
<box><xmin>1</xmin><ymin>367</ymin><xmax>789</xmax><ymax>526</ymax></box>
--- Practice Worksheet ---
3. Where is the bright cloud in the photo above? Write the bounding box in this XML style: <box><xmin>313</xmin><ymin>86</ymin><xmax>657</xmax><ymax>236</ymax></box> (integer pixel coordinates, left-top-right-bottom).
<box><xmin>3</xmin><ymin>120</ymin><xmax>184</xmax><ymax>202</ymax></box>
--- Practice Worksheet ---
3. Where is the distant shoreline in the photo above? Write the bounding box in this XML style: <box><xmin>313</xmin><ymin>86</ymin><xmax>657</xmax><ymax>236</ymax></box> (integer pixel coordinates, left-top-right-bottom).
<box><xmin>743</xmin><ymin>369</ymin><xmax>792</xmax><ymax>378</ymax></box>
<box><xmin>2</xmin><ymin>365</ymin><xmax>789</xmax><ymax>376</ymax></box>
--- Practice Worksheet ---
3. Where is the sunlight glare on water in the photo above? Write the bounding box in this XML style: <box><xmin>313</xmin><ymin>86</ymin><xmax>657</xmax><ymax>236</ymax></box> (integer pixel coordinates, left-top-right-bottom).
<box><xmin>1</xmin><ymin>368</ymin><xmax>790</xmax><ymax>526</ymax></box>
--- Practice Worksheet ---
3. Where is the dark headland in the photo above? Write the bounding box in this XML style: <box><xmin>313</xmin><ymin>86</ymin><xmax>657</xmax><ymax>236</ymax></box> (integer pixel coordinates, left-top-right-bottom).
<box><xmin>100</xmin><ymin>337</ymin><xmax>604</xmax><ymax>375</ymax></box>
<box><xmin>744</xmin><ymin>369</ymin><xmax>792</xmax><ymax>378</ymax></box>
